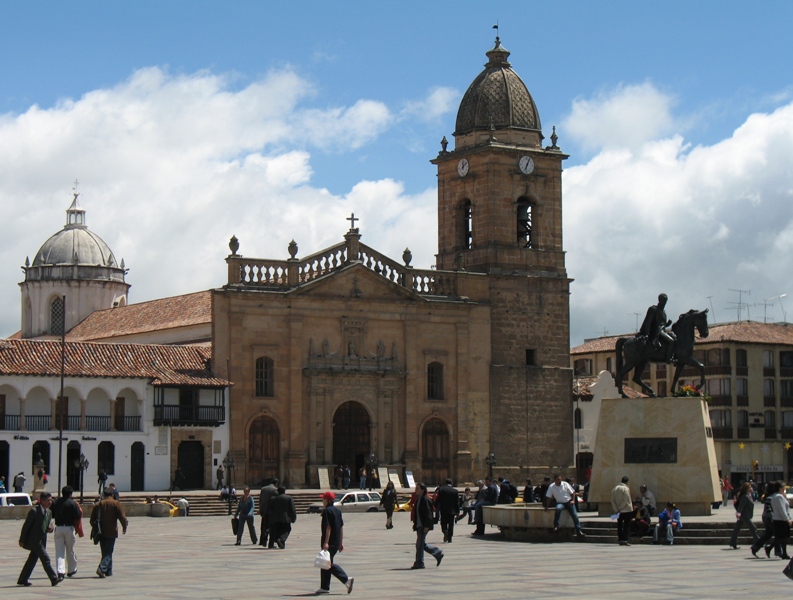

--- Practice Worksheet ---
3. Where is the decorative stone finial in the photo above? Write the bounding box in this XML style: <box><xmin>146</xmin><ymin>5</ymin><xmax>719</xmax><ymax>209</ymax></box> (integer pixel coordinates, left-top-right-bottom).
<box><xmin>229</xmin><ymin>235</ymin><xmax>240</xmax><ymax>255</ymax></box>
<box><xmin>549</xmin><ymin>126</ymin><xmax>559</xmax><ymax>150</ymax></box>
<box><xmin>288</xmin><ymin>239</ymin><xmax>298</xmax><ymax>259</ymax></box>
<box><xmin>402</xmin><ymin>248</ymin><xmax>413</xmax><ymax>267</ymax></box>
<box><xmin>440</xmin><ymin>136</ymin><xmax>448</xmax><ymax>154</ymax></box>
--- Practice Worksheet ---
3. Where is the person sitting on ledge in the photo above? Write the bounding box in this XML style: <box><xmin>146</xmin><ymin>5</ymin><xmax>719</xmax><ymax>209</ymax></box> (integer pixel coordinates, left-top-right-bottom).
<box><xmin>653</xmin><ymin>502</ymin><xmax>682</xmax><ymax>545</ymax></box>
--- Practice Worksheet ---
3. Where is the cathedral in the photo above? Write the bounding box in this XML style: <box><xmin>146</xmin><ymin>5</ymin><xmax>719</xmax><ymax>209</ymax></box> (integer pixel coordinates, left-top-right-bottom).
<box><xmin>6</xmin><ymin>37</ymin><xmax>573</xmax><ymax>490</ymax></box>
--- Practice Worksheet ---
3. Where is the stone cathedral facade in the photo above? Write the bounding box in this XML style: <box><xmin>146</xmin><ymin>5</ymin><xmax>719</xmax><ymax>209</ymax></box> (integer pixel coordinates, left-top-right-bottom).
<box><xmin>212</xmin><ymin>37</ymin><xmax>574</xmax><ymax>487</ymax></box>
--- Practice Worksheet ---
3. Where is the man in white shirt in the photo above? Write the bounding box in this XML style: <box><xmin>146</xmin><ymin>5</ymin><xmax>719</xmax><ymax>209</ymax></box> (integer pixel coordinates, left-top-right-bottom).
<box><xmin>637</xmin><ymin>485</ymin><xmax>656</xmax><ymax>516</ymax></box>
<box><xmin>611</xmin><ymin>476</ymin><xmax>633</xmax><ymax>546</ymax></box>
<box><xmin>545</xmin><ymin>474</ymin><xmax>585</xmax><ymax>537</ymax></box>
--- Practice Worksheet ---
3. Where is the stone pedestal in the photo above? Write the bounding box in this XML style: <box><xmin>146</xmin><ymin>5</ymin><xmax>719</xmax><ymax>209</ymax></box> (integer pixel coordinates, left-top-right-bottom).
<box><xmin>588</xmin><ymin>397</ymin><xmax>720</xmax><ymax>516</ymax></box>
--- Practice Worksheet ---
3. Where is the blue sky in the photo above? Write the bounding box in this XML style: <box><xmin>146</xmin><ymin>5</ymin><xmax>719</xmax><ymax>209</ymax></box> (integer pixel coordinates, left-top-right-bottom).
<box><xmin>1</xmin><ymin>2</ymin><xmax>792</xmax><ymax>344</ymax></box>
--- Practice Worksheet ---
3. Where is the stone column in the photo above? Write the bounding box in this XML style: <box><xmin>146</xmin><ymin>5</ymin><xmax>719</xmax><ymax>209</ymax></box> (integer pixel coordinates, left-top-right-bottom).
<box><xmin>109</xmin><ymin>398</ymin><xmax>116</xmax><ymax>432</ymax></box>
<box><xmin>80</xmin><ymin>398</ymin><xmax>87</xmax><ymax>430</ymax></box>
<box><xmin>49</xmin><ymin>398</ymin><xmax>57</xmax><ymax>431</ymax></box>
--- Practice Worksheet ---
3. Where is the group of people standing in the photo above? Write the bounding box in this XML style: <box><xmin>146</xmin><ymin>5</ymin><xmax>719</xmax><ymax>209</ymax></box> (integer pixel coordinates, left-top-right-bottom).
<box><xmin>234</xmin><ymin>479</ymin><xmax>298</xmax><ymax>548</ymax></box>
<box><xmin>16</xmin><ymin>486</ymin><xmax>127</xmax><ymax>587</ymax></box>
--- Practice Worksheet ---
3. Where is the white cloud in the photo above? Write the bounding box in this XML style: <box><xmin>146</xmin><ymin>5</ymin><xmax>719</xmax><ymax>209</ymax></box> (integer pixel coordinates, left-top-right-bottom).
<box><xmin>0</xmin><ymin>67</ymin><xmax>435</xmax><ymax>336</ymax></box>
<box><xmin>566</xmin><ymin>97</ymin><xmax>793</xmax><ymax>343</ymax></box>
<box><xmin>563</xmin><ymin>82</ymin><xmax>677</xmax><ymax>153</ymax></box>
<box><xmin>400</xmin><ymin>86</ymin><xmax>459</xmax><ymax>122</ymax></box>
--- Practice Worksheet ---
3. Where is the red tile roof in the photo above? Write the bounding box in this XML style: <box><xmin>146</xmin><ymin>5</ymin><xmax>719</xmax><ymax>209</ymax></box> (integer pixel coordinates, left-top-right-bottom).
<box><xmin>572</xmin><ymin>321</ymin><xmax>793</xmax><ymax>354</ymax></box>
<box><xmin>67</xmin><ymin>291</ymin><xmax>212</xmax><ymax>341</ymax></box>
<box><xmin>0</xmin><ymin>339</ymin><xmax>230</xmax><ymax>387</ymax></box>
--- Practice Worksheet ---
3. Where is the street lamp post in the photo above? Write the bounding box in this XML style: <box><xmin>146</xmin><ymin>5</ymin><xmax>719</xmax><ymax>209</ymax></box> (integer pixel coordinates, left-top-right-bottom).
<box><xmin>485</xmin><ymin>452</ymin><xmax>496</xmax><ymax>480</ymax></box>
<box><xmin>222</xmin><ymin>452</ymin><xmax>236</xmax><ymax>516</ymax></box>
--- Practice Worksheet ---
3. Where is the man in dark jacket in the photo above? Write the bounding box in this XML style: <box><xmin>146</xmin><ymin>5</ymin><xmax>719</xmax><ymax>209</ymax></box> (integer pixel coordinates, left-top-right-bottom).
<box><xmin>18</xmin><ymin>491</ymin><xmax>60</xmax><ymax>587</ymax></box>
<box><xmin>90</xmin><ymin>489</ymin><xmax>128</xmax><ymax>578</ymax></box>
<box><xmin>258</xmin><ymin>478</ymin><xmax>279</xmax><ymax>547</ymax></box>
<box><xmin>411</xmin><ymin>482</ymin><xmax>443</xmax><ymax>569</ymax></box>
<box><xmin>436</xmin><ymin>478</ymin><xmax>459</xmax><ymax>543</ymax></box>
<box><xmin>268</xmin><ymin>486</ymin><xmax>297</xmax><ymax>549</ymax></box>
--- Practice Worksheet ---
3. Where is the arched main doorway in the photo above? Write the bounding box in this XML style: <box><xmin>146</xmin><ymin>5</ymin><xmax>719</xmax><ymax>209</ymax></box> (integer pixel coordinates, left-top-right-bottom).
<box><xmin>248</xmin><ymin>415</ymin><xmax>280</xmax><ymax>485</ymax></box>
<box><xmin>333</xmin><ymin>401</ymin><xmax>370</xmax><ymax>485</ymax></box>
<box><xmin>421</xmin><ymin>418</ymin><xmax>450</xmax><ymax>485</ymax></box>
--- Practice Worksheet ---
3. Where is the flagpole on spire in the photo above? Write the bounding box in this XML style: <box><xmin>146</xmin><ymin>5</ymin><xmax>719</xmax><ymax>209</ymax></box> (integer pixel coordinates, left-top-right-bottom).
<box><xmin>492</xmin><ymin>21</ymin><xmax>499</xmax><ymax>39</ymax></box>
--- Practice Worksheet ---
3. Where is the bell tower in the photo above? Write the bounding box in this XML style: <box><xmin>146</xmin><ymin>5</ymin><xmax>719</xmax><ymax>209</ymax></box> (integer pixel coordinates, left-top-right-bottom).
<box><xmin>432</xmin><ymin>37</ymin><xmax>573</xmax><ymax>475</ymax></box>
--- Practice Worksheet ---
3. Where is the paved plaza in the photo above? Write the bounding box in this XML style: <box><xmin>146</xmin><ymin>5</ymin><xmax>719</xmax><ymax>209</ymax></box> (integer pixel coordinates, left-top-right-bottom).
<box><xmin>0</xmin><ymin>509</ymin><xmax>791</xmax><ymax>598</ymax></box>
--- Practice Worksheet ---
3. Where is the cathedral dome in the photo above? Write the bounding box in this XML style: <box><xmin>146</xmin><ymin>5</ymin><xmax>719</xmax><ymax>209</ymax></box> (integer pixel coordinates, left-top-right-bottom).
<box><xmin>24</xmin><ymin>194</ymin><xmax>126</xmax><ymax>283</ymax></box>
<box><xmin>454</xmin><ymin>37</ymin><xmax>541</xmax><ymax>137</ymax></box>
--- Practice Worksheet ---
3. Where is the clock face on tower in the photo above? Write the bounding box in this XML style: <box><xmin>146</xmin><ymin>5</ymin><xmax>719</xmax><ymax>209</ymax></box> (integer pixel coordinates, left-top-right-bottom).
<box><xmin>518</xmin><ymin>155</ymin><xmax>535</xmax><ymax>175</ymax></box>
<box><xmin>457</xmin><ymin>158</ymin><xmax>469</xmax><ymax>177</ymax></box>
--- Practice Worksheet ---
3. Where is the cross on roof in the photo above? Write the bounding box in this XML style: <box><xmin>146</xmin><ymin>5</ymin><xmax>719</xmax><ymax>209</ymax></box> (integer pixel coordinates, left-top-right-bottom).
<box><xmin>347</xmin><ymin>213</ymin><xmax>359</xmax><ymax>231</ymax></box>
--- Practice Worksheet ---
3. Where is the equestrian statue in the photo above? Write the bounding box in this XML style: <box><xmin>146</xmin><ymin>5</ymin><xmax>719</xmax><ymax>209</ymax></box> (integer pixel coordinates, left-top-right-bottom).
<box><xmin>615</xmin><ymin>293</ymin><xmax>709</xmax><ymax>398</ymax></box>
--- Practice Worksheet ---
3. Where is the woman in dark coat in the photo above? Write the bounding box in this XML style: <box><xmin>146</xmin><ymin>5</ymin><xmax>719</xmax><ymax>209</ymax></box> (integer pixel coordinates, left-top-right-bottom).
<box><xmin>380</xmin><ymin>480</ymin><xmax>398</xmax><ymax>529</ymax></box>
<box><xmin>729</xmin><ymin>481</ymin><xmax>759</xmax><ymax>549</ymax></box>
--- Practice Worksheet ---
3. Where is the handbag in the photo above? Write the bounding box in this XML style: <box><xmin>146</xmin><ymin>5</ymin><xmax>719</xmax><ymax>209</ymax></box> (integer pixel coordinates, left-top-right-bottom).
<box><xmin>314</xmin><ymin>549</ymin><xmax>332</xmax><ymax>570</ymax></box>
<box><xmin>231</xmin><ymin>516</ymin><xmax>239</xmax><ymax>536</ymax></box>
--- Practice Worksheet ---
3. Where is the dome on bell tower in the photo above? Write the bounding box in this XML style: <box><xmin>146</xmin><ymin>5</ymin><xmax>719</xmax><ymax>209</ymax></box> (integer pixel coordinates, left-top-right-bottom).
<box><xmin>19</xmin><ymin>191</ymin><xmax>130</xmax><ymax>338</ymax></box>
<box><xmin>454</xmin><ymin>37</ymin><xmax>542</xmax><ymax>148</ymax></box>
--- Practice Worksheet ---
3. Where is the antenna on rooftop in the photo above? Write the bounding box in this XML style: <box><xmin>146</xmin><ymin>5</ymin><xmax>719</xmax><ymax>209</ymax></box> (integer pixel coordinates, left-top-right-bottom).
<box><xmin>727</xmin><ymin>288</ymin><xmax>751</xmax><ymax>321</ymax></box>
<box><xmin>705</xmin><ymin>296</ymin><xmax>717</xmax><ymax>324</ymax></box>
<box><xmin>633</xmin><ymin>312</ymin><xmax>641</xmax><ymax>332</ymax></box>
<box><xmin>758</xmin><ymin>298</ymin><xmax>774</xmax><ymax>323</ymax></box>
<box><xmin>768</xmin><ymin>294</ymin><xmax>787</xmax><ymax>323</ymax></box>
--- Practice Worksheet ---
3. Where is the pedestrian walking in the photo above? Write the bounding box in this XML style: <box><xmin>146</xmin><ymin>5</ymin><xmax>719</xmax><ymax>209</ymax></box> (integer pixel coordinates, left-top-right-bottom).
<box><xmin>17</xmin><ymin>491</ymin><xmax>60</xmax><ymax>587</ymax></box>
<box><xmin>411</xmin><ymin>482</ymin><xmax>443</xmax><ymax>569</ymax></box>
<box><xmin>379</xmin><ymin>480</ymin><xmax>398</xmax><ymax>529</ymax></box>
<box><xmin>317</xmin><ymin>491</ymin><xmax>354</xmax><ymax>595</ymax></box>
<box><xmin>52</xmin><ymin>485</ymin><xmax>82</xmax><ymax>578</ymax></box>
<box><xmin>90</xmin><ymin>488</ymin><xmax>127</xmax><ymax>578</ymax></box>
<box><xmin>729</xmin><ymin>481</ymin><xmax>759</xmax><ymax>549</ymax></box>
<box><xmin>234</xmin><ymin>486</ymin><xmax>257</xmax><ymax>545</ymax></box>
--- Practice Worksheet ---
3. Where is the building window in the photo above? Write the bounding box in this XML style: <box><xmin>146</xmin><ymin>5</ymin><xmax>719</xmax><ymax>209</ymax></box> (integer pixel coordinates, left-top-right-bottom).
<box><xmin>574</xmin><ymin>408</ymin><xmax>582</xmax><ymax>429</ymax></box>
<box><xmin>781</xmin><ymin>351</ymin><xmax>793</xmax><ymax>369</ymax></box>
<box><xmin>517</xmin><ymin>200</ymin><xmax>533</xmax><ymax>248</ymax></box>
<box><xmin>737</xmin><ymin>410</ymin><xmax>749</xmax><ymax>428</ymax></box>
<box><xmin>255</xmin><ymin>357</ymin><xmax>274</xmax><ymax>397</ymax></box>
<box><xmin>707</xmin><ymin>348</ymin><xmax>730</xmax><ymax>366</ymax></box>
<box><xmin>606</xmin><ymin>357</ymin><xmax>614</xmax><ymax>374</ymax></box>
<box><xmin>737</xmin><ymin>378</ymin><xmax>748</xmax><ymax>397</ymax></box>
<box><xmin>50</xmin><ymin>297</ymin><xmax>65</xmax><ymax>336</ymax></box>
<box><xmin>783</xmin><ymin>411</ymin><xmax>793</xmax><ymax>428</ymax></box>
<box><xmin>526</xmin><ymin>349</ymin><xmax>536</xmax><ymax>366</ymax></box>
<box><xmin>764</xmin><ymin>379</ymin><xmax>775</xmax><ymax>398</ymax></box>
<box><xmin>736</xmin><ymin>349</ymin><xmax>747</xmax><ymax>367</ymax></box>
<box><xmin>462</xmin><ymin>200</ymin><xmax>472</xmax><ymax>249</ymax></box>
<box><xmin>782</xmin><ymin>381</ymin><xmax>793</xmax><ymax>399</ymax></box>
<box><xmin>763</xmin><ymin>350</ymin><xmax>775</xmax><ymax>369</ymax></box>
<box><xmin>707</xmin><ymin>378</ymin><xmax>731</xmax><ymax>396</ymax></box>
<box><xmin>765</xmin><ymin>410</ymin><xmax>776</xmax><ymax>428</ymax></box>
<box><xmin>427</xmin><ymin>362</ymin><xmax>444</xmax><ymax>400</ymax></box>
<box><xmin>710</xmin><ymin>409</ymin><xmax>732</xmax><ymax>428</ymax></box>
<box><xmin>98</xmin><ymin>441</ymin><xmax>115</xmax><ymax>475</ymax></box>
<box><xmin>657</xmin><ymin>381</ymin><xmax>667</xmax><ymax>397</ymax></box>
<box><xmin>573</xmin><ymin>358</ymin><xmax>592</xmax><ymax>376</ymax></box>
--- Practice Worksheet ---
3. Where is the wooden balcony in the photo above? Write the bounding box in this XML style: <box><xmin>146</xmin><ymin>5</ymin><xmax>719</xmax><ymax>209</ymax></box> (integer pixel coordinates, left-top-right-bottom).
<box><xmin>153</xmin><ymin>405</ymin><xmax>225</xmax><ymax>427</ymax></box>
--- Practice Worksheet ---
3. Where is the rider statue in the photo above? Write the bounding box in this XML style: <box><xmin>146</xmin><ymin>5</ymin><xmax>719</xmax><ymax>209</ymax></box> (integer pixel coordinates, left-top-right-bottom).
<box><xmin>638</xmin><ymin>293</ymin><xmax>676</xmax><ymax>363</ymax></box>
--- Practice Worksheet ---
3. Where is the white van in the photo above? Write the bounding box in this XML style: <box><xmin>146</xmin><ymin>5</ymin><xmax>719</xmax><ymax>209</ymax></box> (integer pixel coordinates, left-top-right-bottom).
<box><xmin>0</xmin><ymin>493</ymin><xmax>33</xmax><ymax>507</ymax></box>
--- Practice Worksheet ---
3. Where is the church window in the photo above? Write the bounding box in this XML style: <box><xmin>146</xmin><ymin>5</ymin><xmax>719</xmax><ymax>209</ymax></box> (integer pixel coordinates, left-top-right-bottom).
<box><xmin>462</xmin><ymin>200</ymin><xmax>472</xmax><ymax>249</ymax></box>
<box><xmin>427</xmin><ymin>362</ymin><xmax>444</xmax><ymax>400</ymax></box>
<box><xmin>517</xmin><ymin>200</ymin><xmax>533</xmax><ymax>248</ymax></box>
<box><xmin>98</xmin><ymin>441</ymin><xmax>115</xmax><ymax>475</ymax></box>
<box><xmin>50</xmin><ymin>296</ymin><xmax>65</xmax><ymax>336</ymax></box>
<box><xmin>255</xmin><ymin>357</ymin><xmax>274</xmax><ymax>397</ymax></box>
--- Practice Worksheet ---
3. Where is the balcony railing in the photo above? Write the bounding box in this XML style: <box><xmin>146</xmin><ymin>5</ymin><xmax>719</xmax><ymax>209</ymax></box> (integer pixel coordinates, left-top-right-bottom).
<box><xmin>153</xmin><ymin>405</ymin><xmax>225</xmax><ymax>427</ymax></box>
<box><xmin>764</xmin><ymin>428</ymin><xmax>777</xmax><ymax>440</ymax></box>
<box><xmin>736</xmin><ymin>427</ymin><xmax>750</xmax><ymax>439</ymax></box>
<box><xmin>2</xmin><ymin>415</ymin><xmax>141</xmax><ymax>432</ymax></box>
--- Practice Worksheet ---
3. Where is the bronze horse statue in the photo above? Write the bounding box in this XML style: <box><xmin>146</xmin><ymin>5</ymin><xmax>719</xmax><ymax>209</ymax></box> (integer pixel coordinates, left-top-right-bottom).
<box><xmin>615</xmin><ymin>309</ymin><xmax>709</xmax><ymax>398</ymax></box>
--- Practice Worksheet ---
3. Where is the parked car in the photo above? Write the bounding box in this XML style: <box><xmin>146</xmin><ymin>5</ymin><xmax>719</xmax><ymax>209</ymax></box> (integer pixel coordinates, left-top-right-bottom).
<box><xmin>0</xmin><ymin>493</ymin><xmax>33</xmax><ymax>507</ymax></box>
<box><xmin>308</xmin><ymin>491</ymin><xmax>382</xmax><ymax>513</ymax></box>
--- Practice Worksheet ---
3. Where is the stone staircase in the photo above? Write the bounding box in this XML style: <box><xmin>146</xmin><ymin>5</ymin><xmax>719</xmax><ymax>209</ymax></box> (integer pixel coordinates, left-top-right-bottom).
<box><xmin>114</xmin><ymin>490</ymin><xmax>320</xmax><ymax>517</ymax></box>
<box><xmin>579</xmin><ymin>519</ymin><xmax>758</xmax><ymax>546</ymax></box>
